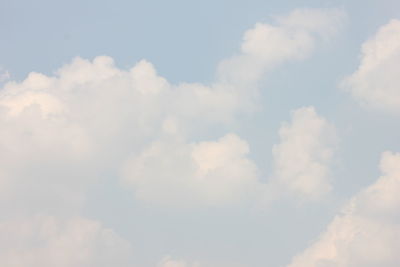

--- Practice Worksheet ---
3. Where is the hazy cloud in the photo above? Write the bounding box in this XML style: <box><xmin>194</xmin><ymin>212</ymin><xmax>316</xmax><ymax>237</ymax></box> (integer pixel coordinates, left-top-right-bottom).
<box><xmin>342</xmin><ymin>19</ymin><xmax>400</xmax><ymax>114</ymax></box>
<box><xmin>157</xmin><ymin>256</ymin><xmax>200</xmax><ymax>267</ymax></box>
<box><xmin>122</xmin><ymin>133</ymin><xmax>260</xmax><ymax>207</ymax></box>
<box><xmin>0</xmin><ymin>7</ymin><xmax>347</xmax><ymax>266</ymax></box>
<box><xmin>0</xmin><ymin>215</ymin><xmax>134</xmax><ymax>267</ymax></box>
<box><xmin>0</xmin><ymin>68</ymin><xmax>10</xmax><ymax>82</ymax></box>
<box><xmin>272</xmin><ymin>107</ymin><xmax>337</xmax><ymax>200</ymax></box>
<box><xmin>288</xmin><ymin>151</ymin><xmax>400</xmax><ymax>267</ymax></box>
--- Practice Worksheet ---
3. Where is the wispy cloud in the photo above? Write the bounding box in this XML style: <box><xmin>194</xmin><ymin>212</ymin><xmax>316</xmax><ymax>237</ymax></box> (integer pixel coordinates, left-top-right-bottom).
<box><xmin>0</xmin><ymin>68</ymin><xmax>10</xmax><ymax>82</ymax></box>
<box><xmin>288</xmin><ymin>151</ymin><xmax>400</xmax><ymax>267</ymax></box>
<box><xmin>342</xmin><ymin>19</ymin><xmax>400</xmax><ymax>114</ymax></box>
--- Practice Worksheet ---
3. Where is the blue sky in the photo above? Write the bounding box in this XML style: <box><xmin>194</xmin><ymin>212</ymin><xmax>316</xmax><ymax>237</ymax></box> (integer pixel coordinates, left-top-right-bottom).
<box><xmin>2</xmin><ymin>0</ymin><xmax>399</xmax><ymax>82</ymax></box>
<box><xmin>1</xmin><ymin>1</ymin><xmax>400</xmax><ymax>266</ymax></box>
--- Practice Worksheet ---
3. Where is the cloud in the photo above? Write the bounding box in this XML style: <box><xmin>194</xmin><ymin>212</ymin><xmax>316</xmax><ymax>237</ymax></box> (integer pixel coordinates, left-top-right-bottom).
<box><xmin>218</xmin><ymin>8</ymin><xmax>346</xmax><ymax>85</ymax></box>
<box><xmin>118</xmin><ymin>7</ymin><xmax>343</xmax><ymax>206</ymax></box>
<box><xmin>0</xmin><ymin>215</ymin><xmax>134</xmax><ymax>267</ymax></box>
<box><xmin>121</xmin><ymin>134</ymin><xmax>260</xmax><ymax>207</ymax></box>
<box><xmin>342</xmin><ymin>19</ymin><xmax>400</xmax><ymax>114</ymax></box>
<box><xmin>156</xmin><ymin>256</ymin><xmax>247</xmax><ymax>267</ymax></box>
<box><xmin>157</xmin><ymin>256</ymin><xmax>200</xmax><ymax>267</ymax></box>
<box><xmin>0</xmin><ymin>8</ymin><xmax>344</xmax><ymax>211</ymax></box>
<box><xmin>0</xmin><ymin>68</ymin><xmax>10</xmax><ymax>82</ymax></box>
<box><xmin>288</xmin><ymin>151</ymin><xmax>400</xmax><ymax>267</ymax></box>
<box><xmin>0</xmin><ymin>7</ymin><xmax>348</xmax><ymax>266</ymax></box>
<box><xmin>122</xmin><ymin>106</ymin><xmax>336</xmax><ymax>206</ymax></box>
<box><xmin>271</xmin><ymin>107</ymin><xmax>337</xmax><ymax>200</ymax></box>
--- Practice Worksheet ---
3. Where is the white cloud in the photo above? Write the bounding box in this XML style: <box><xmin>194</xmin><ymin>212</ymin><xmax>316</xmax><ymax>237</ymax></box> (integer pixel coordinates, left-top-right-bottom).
<box><xmin>122</xmin><ymin>106</ymin><xmax>336</xmax><ymax>206</ymax></box>
<box><xmin>0</xmin><ymin>7</ymin><xmax>350</xmax><ymax>266</ymax></box>
<box><xmin>0</xmin><ymin>215</ymin><xmax>134</xmax><ymax>267</ymax></box>
<box><xmin>272</xmin><ymin>107</ymin><xmax>337</xmax><ymax>200</ymax></box>
<box><xmin>218</xmin><ymin>8</ymin><xmax>345</xmax><ymax>84</ymax></box>
<box><xmin>0</xmin><ymin>8</ymin><xmax>344</xmax><ymax>211</ymax></box>
<box><xmin>274</xmin><ymin>8</ymin><xmax>345</xmax><ymax>40</ymax></box>
<box><xmin>0</xmin><ymin>68</ymin><xmax>10</xmax><ymax>82</ymax></box>
<box><xmin>0</xmin><ymin>91</ymin><xmax>65</xmax><ymax>117</ymax></box>
<box><xmin>156</xmin><ymin>256</ymin><xmax>248</xmax><ymax>267</ymax></box>
<box><xmin>288</xmin><ymin>151</ymin><xmax>400</xmax><ymax>267</ymax></box>
<box><xmin>118</xmin><ymin>8</ymin><xmax>343</xmax><ymax>206</ymax></box>
<box><xmin>342</xmin><ymin>19</ymin><xmax>400</xmax><ymax>114</ymax></box>
<box><xmin>157</xmin><ymin>256</ymin><xmax>200</xmax><ymax>267</ymax></box>
<box><xmin>121</xmin><ymin>134</ymin><xmax>260</xmax><ymax>207</ymax></box>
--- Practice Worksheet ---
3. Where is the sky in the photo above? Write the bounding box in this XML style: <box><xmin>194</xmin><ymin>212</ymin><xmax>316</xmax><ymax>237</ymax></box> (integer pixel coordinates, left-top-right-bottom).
<box><xmin>1</xmin><ymin>0</ymin><xmax>400</xmax><ymax>266</ymax></box>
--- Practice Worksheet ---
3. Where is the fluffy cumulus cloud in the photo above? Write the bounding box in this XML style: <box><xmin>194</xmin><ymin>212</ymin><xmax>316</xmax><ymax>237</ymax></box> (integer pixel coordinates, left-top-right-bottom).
<box><xmin>218</xmin><ymin>8</ymin><xmax>346</xmax><ymax>84</ymax></box>
<box><xmin>0</xmin><ymin>7</ymin><xmax>345</xmax><ymax>265</ymax></box>
<box><xmin>0</xmin><ymin>215</ymin><xmax>134</xmax><ymax>267</ymax></box>
<box><xmin>272</xmin><ymin>107</ymin><xmax>337</xmax><ymax>199</ymax></box>
<box><xmin>288</xmin><ymin>151</ymin><xmax>400</xmax><ymax>267</ymax></box>
<box><xmin>122</xmin><ymin>134</ymin><xmax>260</xmax><ymax>207</ymax></box>
<box><xmin>157</xmin><ymin>256</ymin><xmax>200</xmax><ymax>267</ymax></box>
<box><xmin>122</xmin><ymin>106</ymin><xmax>336</xmax><ymax>207</ymax></box>
<box><xmin>0</xmin><ymin>7</ymin><xmax>344</xmax><ymax>210</ymax></box>
<box><xmin>342</xmin><ymin>19</ymin><xmax>400</xmax><ymax>114</ymax></box>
